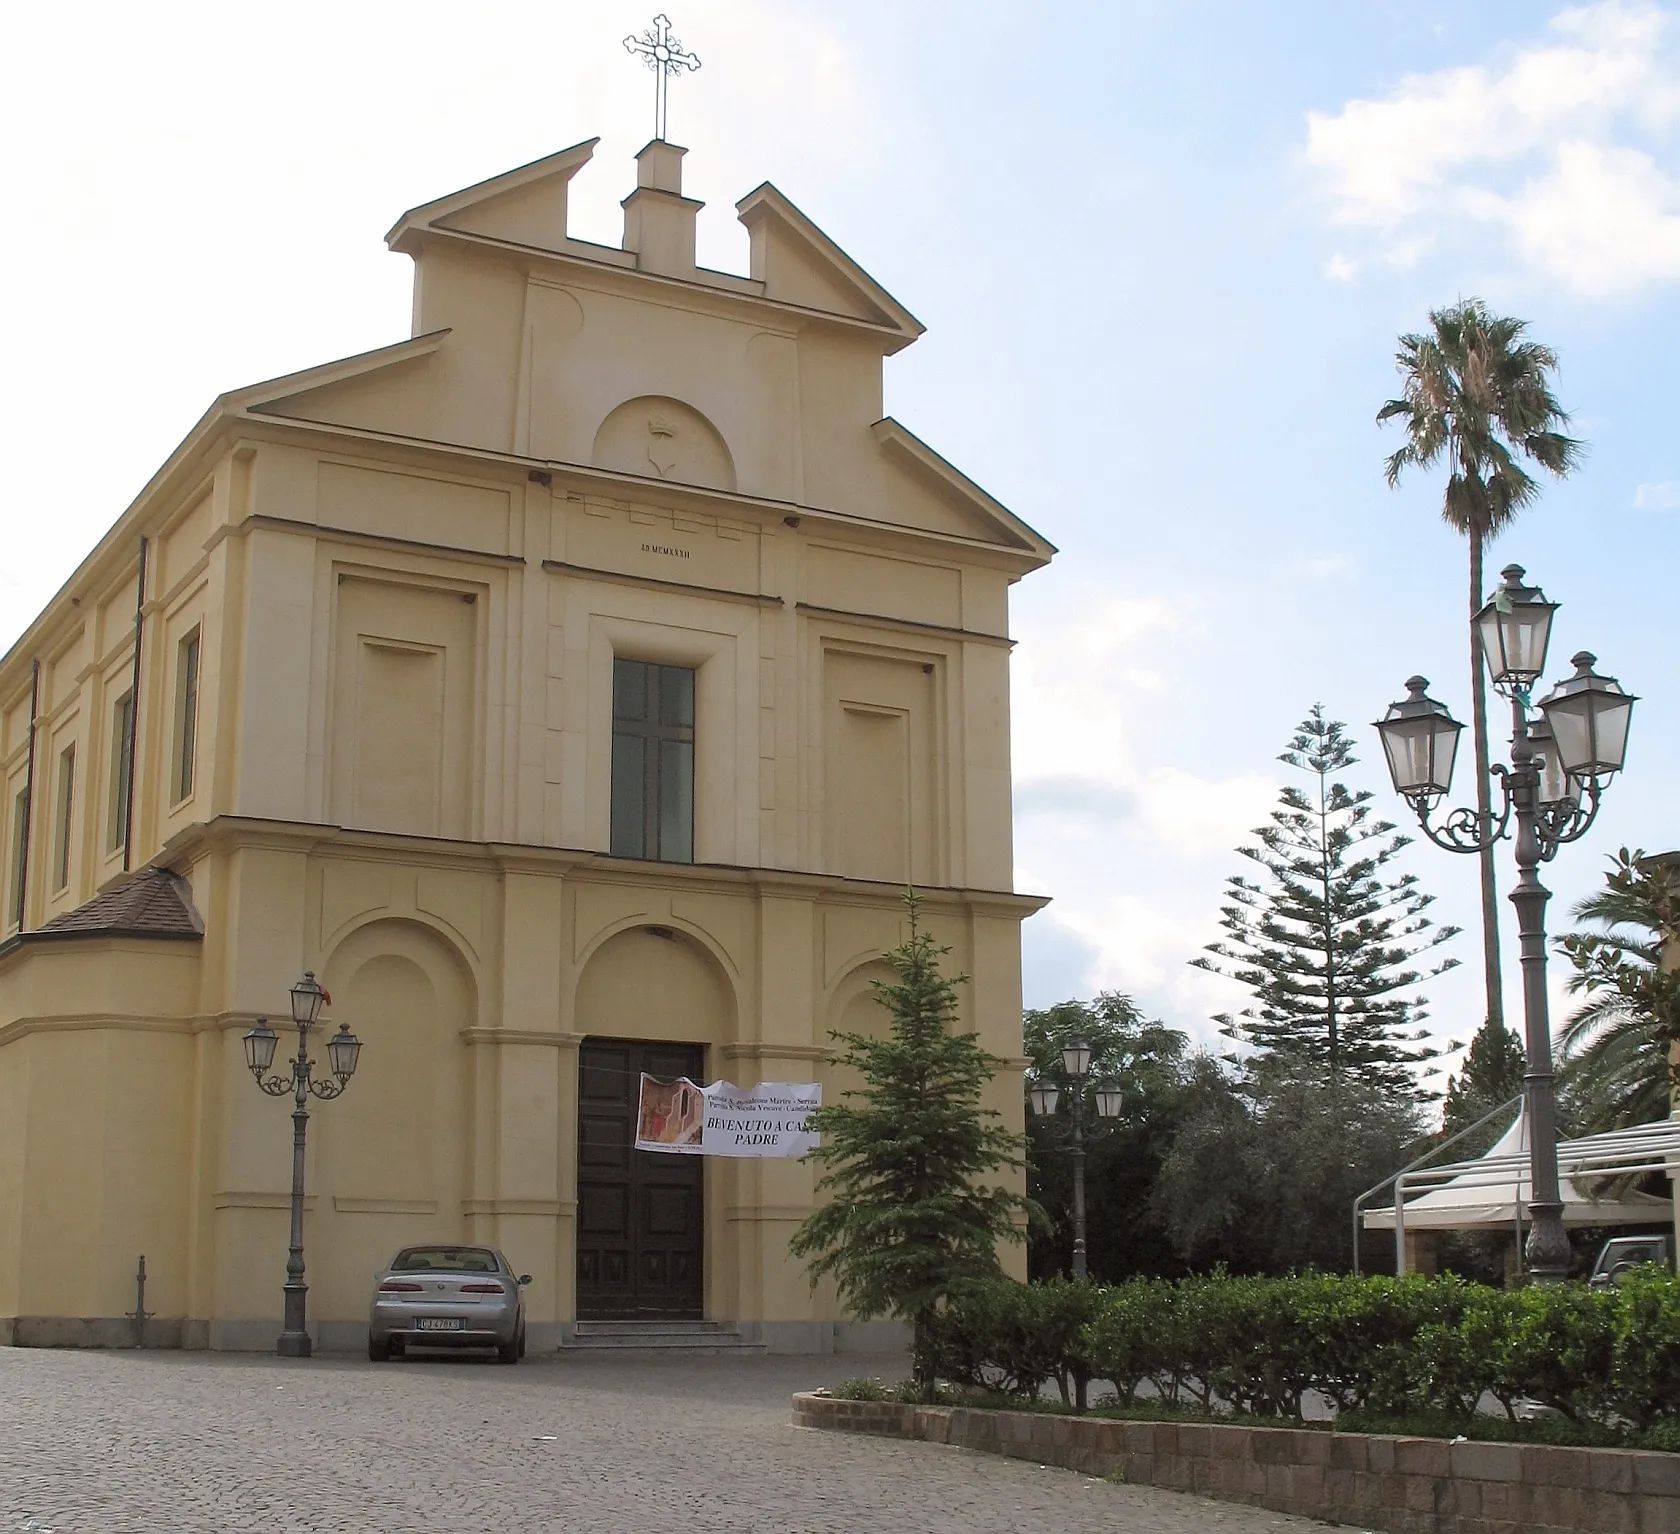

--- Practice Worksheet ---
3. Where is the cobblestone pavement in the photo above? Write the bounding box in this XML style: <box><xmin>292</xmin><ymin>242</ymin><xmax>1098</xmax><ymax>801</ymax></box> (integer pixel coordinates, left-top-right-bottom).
<box><xmin>1</xmin><ymin>1346</ymin><xmax>1340</xmax><ymax>1534</ymax></box>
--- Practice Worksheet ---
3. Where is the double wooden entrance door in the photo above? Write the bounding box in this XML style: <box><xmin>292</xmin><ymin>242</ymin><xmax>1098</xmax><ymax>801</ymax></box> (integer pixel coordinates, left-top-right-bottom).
<box><xmin>576</xmin><ymin>1039</ymin><xmax>705</xmax><ymax>1319</ymax></box>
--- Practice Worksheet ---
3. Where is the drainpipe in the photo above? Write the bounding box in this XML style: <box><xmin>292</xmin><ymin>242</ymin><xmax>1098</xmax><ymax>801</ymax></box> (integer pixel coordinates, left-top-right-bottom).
<box><xmin>15</xmin><ymin>660</ymin><xmax>38</xmax><ymax>931</ymax></box>
<box><xmin>122</xmin><ymin>536</ymin><xmax>147</xmax><ymax>871</ymax></box>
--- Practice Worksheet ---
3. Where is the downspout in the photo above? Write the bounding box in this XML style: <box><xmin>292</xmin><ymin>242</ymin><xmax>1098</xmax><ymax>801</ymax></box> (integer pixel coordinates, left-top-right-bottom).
<box><xmin>16</xmin><ymin>659</ymin><xmax>39</xmax><ymax>932</ymax></box>
<box><xmin>122</xmin><ymin>536</ymin><xmax>147</xmax><ymax>871</ymax></box>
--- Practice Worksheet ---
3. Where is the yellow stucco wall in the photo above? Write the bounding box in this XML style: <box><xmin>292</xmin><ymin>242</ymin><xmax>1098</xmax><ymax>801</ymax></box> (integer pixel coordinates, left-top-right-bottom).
<box><xmin>0</xmin><ymin>137</ymin><xmax>1049</xmax><ymax>1351</ymax></box>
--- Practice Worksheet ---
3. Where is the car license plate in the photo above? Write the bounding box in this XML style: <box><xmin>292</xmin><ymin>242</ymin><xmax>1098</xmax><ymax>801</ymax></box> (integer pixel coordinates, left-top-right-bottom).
<box><xmin>416</xmin><ymin>1317</ymin><xmax>463</xmax><ymax>1331</ymax></box>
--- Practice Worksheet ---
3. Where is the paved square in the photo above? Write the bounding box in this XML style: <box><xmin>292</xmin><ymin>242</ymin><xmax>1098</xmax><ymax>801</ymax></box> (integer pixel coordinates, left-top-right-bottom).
<box><xmin>1</xmin><ymin>1346</ymin><xmax>1335</xmax><ymax>1532</ymax></box>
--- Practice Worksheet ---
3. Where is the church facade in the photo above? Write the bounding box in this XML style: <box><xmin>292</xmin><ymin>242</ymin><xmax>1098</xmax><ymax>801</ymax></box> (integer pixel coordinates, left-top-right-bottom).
<box><xmin>0</xmin><ymin>137</ymin><xmax>1052</xmax><ymax>1351</ymax></box>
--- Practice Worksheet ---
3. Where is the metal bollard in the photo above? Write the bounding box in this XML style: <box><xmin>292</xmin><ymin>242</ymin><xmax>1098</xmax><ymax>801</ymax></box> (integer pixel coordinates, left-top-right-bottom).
<box><xmin>125</xmin><ymin>1256</ymin><xmax>152</xmax><ymax>1348</ymax></box>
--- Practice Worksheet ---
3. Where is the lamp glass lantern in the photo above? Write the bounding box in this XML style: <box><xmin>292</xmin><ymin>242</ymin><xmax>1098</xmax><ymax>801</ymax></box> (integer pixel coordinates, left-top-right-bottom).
<box><xmin>290</xmin><ymin>971</ymin><xmax>326</xmax><ymax>1028</ymax></box>
<box><xmin>1525</xmin><ymin>718</ymin><xmax>1583</xmax><ymax>810</ymax></box>
<box><xmin>1374</xmin><ymin>678</ymin><xmax>1463</xmax><ymax>800</ymax></box>
<box><xmin>1537</xmin><ymin>652</ymin><xmax>1637</xmax><ymax>780</ymax></box>
<box><xmin>1094</xmin><ymin>1081</ymin><xmax>1124</xmax><ymax>1119</ymax></box>
<box><xmin>243</xmin><ymin>1017</ymin><xmax>278</xmax><ymax>1076</ymax></box>
<box><xmin>325</xmin><ymin>1022</ymin><xmax>362</xmax><ymax>1083</ymax></box>
<box><xmin>1060</xmin><ymin>1037</ymin><xmax>1094</xmax><ymax>1079</ymax></box>
<box><xmin>1475</xmin><ymin>565</ymin><xmax>1558</xmax><ymax>689</ymax></box>
<box><xmin>1028</xmin><ymin>1082</ymin><xmax>1060</xmax><ymax>1118</ymax></box>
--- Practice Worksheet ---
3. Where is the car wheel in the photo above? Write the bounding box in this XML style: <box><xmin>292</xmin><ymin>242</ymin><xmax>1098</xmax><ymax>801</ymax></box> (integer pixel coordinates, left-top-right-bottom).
<box><xmin>517</xmin><ymin>1323</ymin><xmax>526</xmax><ymax>1360</ymax></box>
<box><xmin>496</xmin><ymin>1333</ymin><xmax>520</xmax><ymax>1365</ymax></box>
<box><xmin>368</xmin><ymin>1336</ymin><xmax>390</xmax><ymax>1362</ymax></box>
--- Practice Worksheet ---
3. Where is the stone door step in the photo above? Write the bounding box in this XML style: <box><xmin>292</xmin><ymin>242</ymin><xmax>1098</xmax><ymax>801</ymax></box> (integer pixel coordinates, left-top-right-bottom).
<box><xmin>564</xmin><ymin>1320</ymin><xmax>767</xmax><ymax>1353</ymax></box>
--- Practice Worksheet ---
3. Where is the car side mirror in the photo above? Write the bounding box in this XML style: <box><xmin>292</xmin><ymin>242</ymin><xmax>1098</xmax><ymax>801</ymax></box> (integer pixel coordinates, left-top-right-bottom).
<box><xmin>519</xmin><ymin>1274</ymin><xmax>532</xmax><ymax>1286</ymax></box>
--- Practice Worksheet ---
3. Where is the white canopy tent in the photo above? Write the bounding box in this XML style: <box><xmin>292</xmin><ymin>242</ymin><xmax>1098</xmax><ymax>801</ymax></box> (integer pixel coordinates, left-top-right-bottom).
<box><xmin>1362</xmin><ymin>1109</ymin><xmax>1679</xmax><ymax>1274</ymax></box>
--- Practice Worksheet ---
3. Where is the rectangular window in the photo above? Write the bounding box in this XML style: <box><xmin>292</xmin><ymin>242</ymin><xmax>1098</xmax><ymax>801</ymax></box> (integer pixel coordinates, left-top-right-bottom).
<box><xmin>609</xmin><ymin>659</ymin><xmax>694</xmax><ymax>863</ymax></box>
<box><xmin>108</xmin><ymin>691</ymin><xmax>134</xmax><ymax>853</ymax></box>
<box><xmin>9</xmin><ymin>789</ymin><xmax>27</xmax><ymax>927</ymax></box>
<box><xmin>54</xmin><ymin>745</ymin><xmax>75</xmax><ymax>891</ymax></box>
<box><xmin>173</xmin><ymin>630</ymin><xmax>200</xmax><ymax>804</ymax></box>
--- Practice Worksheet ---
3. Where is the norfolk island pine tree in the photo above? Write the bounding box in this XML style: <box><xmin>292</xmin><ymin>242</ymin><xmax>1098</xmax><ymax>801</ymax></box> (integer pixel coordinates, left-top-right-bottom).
<box><xmin>1192</xmin><ymin>706</ymin><xmax>1460</xmax><ymax>1094</ymax></box>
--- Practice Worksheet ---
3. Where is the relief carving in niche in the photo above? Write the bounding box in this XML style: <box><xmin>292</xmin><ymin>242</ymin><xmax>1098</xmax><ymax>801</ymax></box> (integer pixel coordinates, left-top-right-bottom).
<box><xmin>646</xmin><ymin>411</ymin><xmax>680</xmax><ymax>478</ymax></box>
<box><xmin>591</xmin><ymin>395</ymin><xmax>737</xmax><ymax>492</ymax></box>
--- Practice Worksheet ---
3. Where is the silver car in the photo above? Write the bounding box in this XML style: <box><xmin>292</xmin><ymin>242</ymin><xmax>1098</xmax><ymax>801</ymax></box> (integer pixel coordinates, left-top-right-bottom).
<box><xmin>368</xmin><ymin>1245</ymin><xmax>530</xmax><ymax>1363</ymax></box>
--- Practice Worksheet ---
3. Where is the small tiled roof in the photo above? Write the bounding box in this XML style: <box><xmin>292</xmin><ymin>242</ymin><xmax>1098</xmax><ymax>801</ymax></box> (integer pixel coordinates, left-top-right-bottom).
<box><xmin>36</xmin><ymin>868</ymin><xmax>204</xmax><ymax>940</ymax></box>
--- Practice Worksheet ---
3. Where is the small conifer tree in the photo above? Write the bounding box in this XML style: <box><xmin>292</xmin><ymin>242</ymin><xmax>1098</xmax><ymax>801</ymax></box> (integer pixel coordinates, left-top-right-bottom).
<box><xmin>1191</xmin><ymin>706</ymin><xmax>1460</xmax><ymax>1096</ymax></box>
<box><xmin>1441</xmin><ymin>1017</ymin><xmax>1527</xmax><ymax>1136</ymax></box>
<box><xmin>790</xmin><ymin>894</ymin><xmax>1034</xmax><ymax>1387</ymax></box>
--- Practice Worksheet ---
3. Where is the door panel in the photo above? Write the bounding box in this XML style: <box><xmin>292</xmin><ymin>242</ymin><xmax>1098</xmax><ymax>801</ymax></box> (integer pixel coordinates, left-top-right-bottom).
<box><xmin>576</xmin><ymin>1038</ymin><xmax>705</xmax><ymax>1319</ymax></box>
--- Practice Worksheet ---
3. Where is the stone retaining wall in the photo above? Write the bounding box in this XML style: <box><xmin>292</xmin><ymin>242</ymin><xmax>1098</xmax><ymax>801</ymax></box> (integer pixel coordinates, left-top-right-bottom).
<box><xmin>792</xmin><ymin>1392</ymin><xmax>1680</xmax><ymax>1534</ymax></box>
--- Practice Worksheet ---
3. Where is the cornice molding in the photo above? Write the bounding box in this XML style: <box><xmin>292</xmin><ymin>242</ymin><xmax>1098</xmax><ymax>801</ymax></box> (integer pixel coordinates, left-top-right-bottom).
<box><xmin>154</xmin><ymin>814</ymin><xmax>1052</xmax><ymax>918</ymax></box>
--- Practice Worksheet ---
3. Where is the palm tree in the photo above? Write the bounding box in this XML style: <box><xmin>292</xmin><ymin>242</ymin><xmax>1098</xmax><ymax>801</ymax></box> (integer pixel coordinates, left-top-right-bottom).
<box><xmin>1377</xmin><ymin>299</ymin><xmax>1583</xmax><ymax>1049</ymax></box>
<box><xmin>1556</xmin><ymin>849</ymin><xmax>1680</xmax><ymax>1132</ymax></box>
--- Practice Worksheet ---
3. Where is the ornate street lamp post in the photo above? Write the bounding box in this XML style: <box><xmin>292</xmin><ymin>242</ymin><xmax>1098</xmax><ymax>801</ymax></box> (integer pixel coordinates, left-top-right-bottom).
<box><xmin>1028</xmin><ymin>1037</ymin><xmax>1122</xmax><ymax>1280</ymax></box>
<box><xmin>1375</xmin><ymin>565</ymin><xmax>1636</xmax><ymax>1283</ymax></box>
<box><xmin>242</xmin><ymin>972</ymin><xmax>363</xmax><ymax>1356</ymax></box>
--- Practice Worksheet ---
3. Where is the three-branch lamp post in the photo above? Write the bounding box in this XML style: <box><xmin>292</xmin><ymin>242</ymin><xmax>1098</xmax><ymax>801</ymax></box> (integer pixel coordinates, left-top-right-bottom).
<box><xmin>242</xmin><ymin>972</ymin><xmax>363</xmax><ymax>1356</ymax></box>
<box><xmin>1374</xmin><ymin>564</ymin><xmax>1636</xmax><ymax>1283</ymax></box>
<box><xmin>1028</xmin><ymin>1037</ymin><xmax>1124</xmax><ymax>1280</ymax></box>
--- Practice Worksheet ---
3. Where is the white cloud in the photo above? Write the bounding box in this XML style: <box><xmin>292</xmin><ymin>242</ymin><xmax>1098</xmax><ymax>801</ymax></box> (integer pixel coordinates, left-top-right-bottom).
<box><xmin>1634</xmin><ymin>479</ymin><xmax>1680</xmax><ymax>506</ymax></box>
<box><xmin>1009</xmin><ymin>584</ymin><xmax>1283</xmax><ymax>1034</ymax></box>
<box><xmin>1304</xmin><ymin>2</ymin><xmax>1680</xmax><ymax>296</ymax></box>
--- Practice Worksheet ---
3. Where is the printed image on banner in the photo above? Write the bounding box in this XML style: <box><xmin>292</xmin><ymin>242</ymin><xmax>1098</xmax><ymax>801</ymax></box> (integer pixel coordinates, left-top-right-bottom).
<box><xmin>635</xmin><ymin>1074</ymin><xmax>820</xmax><ymax>1157</ymax></box>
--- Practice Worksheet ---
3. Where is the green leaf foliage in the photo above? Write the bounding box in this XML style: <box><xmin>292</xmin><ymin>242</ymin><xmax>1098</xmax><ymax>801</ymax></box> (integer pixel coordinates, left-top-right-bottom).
<box><xmin>1377</xmin><ymin>299</ymin><xmax>1582</xmax><ymax>542</ymax></box>
<box><xmin>922</xmin><ymin>1271</ymin><xmax>1680</xmax><ymax>1442</ymax></box>
<box><xmin>1150</xmin><ymin>1062</ymin><xmax>1425</xmax><ymax>1274</ymax></box>
<box><xmin>1557</xmin><ymin>848</ymin><xmax>1680</xmax><ymax>1132</ymax></box>
<box><xmin>1022</xmin><ymin>994</ymin><xmax>1192</xmax><ymax>1281</ymax></box>
<box><xmin>789</xmin><ymin>892</ymin><xmax>1035</xmax><ymax>1385</ymax></box>
<box><xmin>1441</xmin><ymin>1016</ymin><xmax>1526</xmax><ymax>1138</ymax></box>
<box><xmin>1191</xmin><ymin>706</ymin><xmax>1460</xmax><ymax>1094</ymax></box>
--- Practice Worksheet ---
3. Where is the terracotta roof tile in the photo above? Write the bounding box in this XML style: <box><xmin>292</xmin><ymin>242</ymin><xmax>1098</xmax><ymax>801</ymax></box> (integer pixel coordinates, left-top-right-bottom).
<box><xmin>36</xmin><ymin>868</ymin><xmax>204</xmax><ymax>940</ymax></box>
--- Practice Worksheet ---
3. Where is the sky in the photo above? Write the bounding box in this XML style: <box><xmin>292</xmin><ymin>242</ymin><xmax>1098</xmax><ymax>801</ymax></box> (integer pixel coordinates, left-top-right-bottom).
<box><xmin>2</xmin><ymin>0</ymin><xmax>1677</xmax><ymax>1087</ymax></box>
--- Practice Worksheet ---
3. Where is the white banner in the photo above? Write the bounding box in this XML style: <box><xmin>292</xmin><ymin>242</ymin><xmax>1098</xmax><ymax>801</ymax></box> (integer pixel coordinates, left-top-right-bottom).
<box><xmin>635</xmin><ymin>1075</ymin><xmax>821</xmax><ymax>1158</ymax></box>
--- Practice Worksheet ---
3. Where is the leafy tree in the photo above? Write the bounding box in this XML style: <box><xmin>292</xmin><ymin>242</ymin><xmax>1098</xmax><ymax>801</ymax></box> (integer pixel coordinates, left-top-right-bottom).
<box><xmin>1022</xmin><ymin>993</ymin><xmax>1192</xmax><ymax>1281</ymax></box>
<box><xmin>790</xmin><ymin>894</ymin><xmax>1035</xmax><ymax>1387</ymax></box>
<box><xmin>1556</xmin><ymin>848</ymin><xmax>1680</xmax><ymax>1132</ymax></box>
<box><xmin>1151</xmin><ymin>1060</ymin><xmax>1426</xmax><ymax>1274</ymax></box>
<box><xmin>1378</xmin><ymin>299</ymin><xmax>1583</xmax><ymax>1048</ymax></box>
<box><xmin>1192</xmin><ymin>706</ymin><xmax>1460</xmax><ymax>1095</ymax></box>
<box><xmin>1441</xmin><ymin>1015</ymin><xmax>1527</xmax><ymax>1138</ymax></box>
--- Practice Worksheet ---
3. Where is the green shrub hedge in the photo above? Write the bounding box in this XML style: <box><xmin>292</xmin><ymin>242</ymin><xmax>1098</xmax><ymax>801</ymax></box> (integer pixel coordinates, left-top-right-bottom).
<box><xmin>920</xmin><ymin>1271</ymin><xmax>1680</xmax><ymax>1437</ymax></box>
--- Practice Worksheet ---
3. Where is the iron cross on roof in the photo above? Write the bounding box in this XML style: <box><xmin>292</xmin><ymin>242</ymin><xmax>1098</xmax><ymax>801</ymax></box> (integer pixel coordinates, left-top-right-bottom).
<box><xmin>623</xmin><ymin>14</ymin><xmax>701</xmax><ymax>144</ymax></box>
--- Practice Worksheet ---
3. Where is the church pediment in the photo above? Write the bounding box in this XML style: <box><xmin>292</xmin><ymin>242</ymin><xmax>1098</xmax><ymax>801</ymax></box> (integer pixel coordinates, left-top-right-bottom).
<box><xmin>869</xmin><ymin>419</ymin><xmax>1054</xmax><ymax>556</ymax></box>
<box><xmin>236</xmin><ymin>331</ymin><xmax>449</xmax><ymax>428</ymax></box>
<box><xmin>386</xmin><ymin>139</ymin><xmax>602</xmax><ymax>256</ymax></box>
<box><xmin>735</xmin><ymin>184</ymin><xmax>922</xmax><ymax>347</ymax></box>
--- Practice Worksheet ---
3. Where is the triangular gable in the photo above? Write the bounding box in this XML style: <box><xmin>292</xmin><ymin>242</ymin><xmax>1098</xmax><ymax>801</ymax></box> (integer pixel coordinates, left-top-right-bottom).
<box><xmin>386</xmin><ymin>139</ymin><xmax>600</xmax><ymax>255</ymax></box>
<box><xmin>233</xmin><ymin>331</ymin><xmax>449</xmax><ymax>425</ymax></box>
<box><xmin>736</xmin><ymin>183</ymin><xmax>923</xmax><ymax>349</ymax></box>
<box><xmin>870</xmin><ymin>419</ymin><xmax>1056</xmax><ymax>559</ymax></box>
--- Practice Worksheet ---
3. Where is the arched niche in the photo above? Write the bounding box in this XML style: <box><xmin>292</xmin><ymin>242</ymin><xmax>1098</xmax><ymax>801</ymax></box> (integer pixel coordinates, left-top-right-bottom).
<box><xmin>574</xmin><ymin>923</ymin><xmax>735</xmax><ymax>1047</ymax></box>
<box><xmin>311</xmin><ymin>919</ymin><xmax>476</xmax><ymax>1315</ymax></box>
<box><xmin>821</xmin><ymin>959</ymin><xmax>896</xmax><ymax>1111</ymax></box>
<box><xmin>591</xmin><ymin>395</ymin><xmax>737</xmax><ymax>492</ymax></box>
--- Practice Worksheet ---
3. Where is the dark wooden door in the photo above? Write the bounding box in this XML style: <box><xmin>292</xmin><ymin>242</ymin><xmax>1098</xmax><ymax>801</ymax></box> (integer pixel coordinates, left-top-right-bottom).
<box><xmin>576</xmin><ymin>1039</ymin><xmax>705</xmax><ymax>1319</ymax></box>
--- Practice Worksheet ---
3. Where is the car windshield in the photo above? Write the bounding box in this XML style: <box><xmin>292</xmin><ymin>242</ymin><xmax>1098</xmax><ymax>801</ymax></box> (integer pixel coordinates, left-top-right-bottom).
<box><xmin>390</xmin><ymin>1246</ymin><xmax>500</xmax><ymax>1274</ymax></box>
